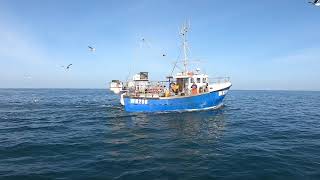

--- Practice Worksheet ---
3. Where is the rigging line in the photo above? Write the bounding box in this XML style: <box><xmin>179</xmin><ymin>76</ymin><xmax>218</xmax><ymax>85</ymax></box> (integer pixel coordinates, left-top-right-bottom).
<box><xmin>170</xmin><ymin>44</ymin><xmax>183</xmax><ymax>76</ymax></box>
<box><xmin>125</xmin><ymin>67</ymin><xmax>132</xmax><ymax>82</ymax></box>
<box><xmin>140</xmin><ymin>37</ymin><xmax>168</xmax><ymax>58</ymax></box>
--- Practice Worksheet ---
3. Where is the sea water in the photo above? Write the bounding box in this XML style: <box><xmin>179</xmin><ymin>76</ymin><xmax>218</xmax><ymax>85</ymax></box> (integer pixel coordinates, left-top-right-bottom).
<box><xmin>0</xmin><ymin>89</ymin><xmax>319</xmax><ymax>179</ymax></box>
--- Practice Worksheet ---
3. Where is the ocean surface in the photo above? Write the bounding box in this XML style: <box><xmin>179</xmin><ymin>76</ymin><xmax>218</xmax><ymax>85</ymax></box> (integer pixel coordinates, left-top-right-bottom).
<box><xmin>0</xmin><ymin>89</ymin><xmax>320</xmax><ymax>179</ymax></box>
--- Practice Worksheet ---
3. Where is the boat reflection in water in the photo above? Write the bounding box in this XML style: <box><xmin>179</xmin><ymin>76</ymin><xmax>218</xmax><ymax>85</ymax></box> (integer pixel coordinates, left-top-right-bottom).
<box><xmin>125</xmin><ymin>109</ymin><xmax>227</xmax><ymax>141</ymax></box>
<box><xmin>104</xmin><ymin>97</ymin><xmax>228</xmax><ymax>163</ymax></box>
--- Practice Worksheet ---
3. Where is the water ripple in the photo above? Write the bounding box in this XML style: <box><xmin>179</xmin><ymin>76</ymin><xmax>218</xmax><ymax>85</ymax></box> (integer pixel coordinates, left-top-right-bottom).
<box><xmin>0</xmin><ymin>89</ymin><xmax>320</xmax><ymax>179</ymax></box>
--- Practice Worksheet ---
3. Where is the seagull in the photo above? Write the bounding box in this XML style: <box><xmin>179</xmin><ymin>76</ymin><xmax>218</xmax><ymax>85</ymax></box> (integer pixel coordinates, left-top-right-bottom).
<box><xmin>23</xmin><ymin>74</ymin><xmax>32</xmax><ymax>79</ymax></box>
<box><xmin>309</xmin><ymin>0</ymin><xmax>320</xmax><ymax>6</ymax></box>
<box><xmin>66</xmin><ymin>64</ymin><xmax>72</xmax><ymax>70</ymax></box>
<box><xmin>88</xmin><ymin>46</ymin><xmax>96</xmax><ymax>52</ymax></box>
<box><xmin>140</xmin><ymin>37</ymin><xmax>151</xmax><ymax>48</ymax></box>
<box><xmin>61</xmin><ymin>64</ymin><xmax>72</xmax><ymax>70</ymax></box>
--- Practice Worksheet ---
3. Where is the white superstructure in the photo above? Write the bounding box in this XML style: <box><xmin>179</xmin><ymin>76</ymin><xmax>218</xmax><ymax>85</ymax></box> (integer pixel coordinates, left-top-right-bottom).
<box><xmin>109</xmin><ymin>80</ymin><xmax>123</xmax><ymax>94</ymax></box>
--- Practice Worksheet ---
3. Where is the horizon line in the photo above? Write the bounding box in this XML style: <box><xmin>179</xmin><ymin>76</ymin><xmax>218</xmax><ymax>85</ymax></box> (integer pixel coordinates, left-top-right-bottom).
<box><xmin>0</xmin><ymin>87</ymin><xmax>319</xmax><ymax>92</ymax></box>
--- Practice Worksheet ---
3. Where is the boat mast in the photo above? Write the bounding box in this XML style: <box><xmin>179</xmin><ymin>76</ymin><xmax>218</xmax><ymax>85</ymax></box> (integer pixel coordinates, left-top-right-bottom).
<box><xmin>181</xmin><ymin>21</ymin><xmax>189</xmax><ymax>74</ymax></box>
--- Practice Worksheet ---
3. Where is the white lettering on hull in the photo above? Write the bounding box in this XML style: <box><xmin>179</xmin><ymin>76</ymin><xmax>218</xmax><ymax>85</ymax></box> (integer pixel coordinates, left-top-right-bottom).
<box><xmin>130</xmin><ymin>99</ymin><xmax>148</xmax><ymax>104</ymax></box>
<box><xmin>218</xmin><ymin>90</ymin><xmax>228</xmax><ymax>96</ymax></box>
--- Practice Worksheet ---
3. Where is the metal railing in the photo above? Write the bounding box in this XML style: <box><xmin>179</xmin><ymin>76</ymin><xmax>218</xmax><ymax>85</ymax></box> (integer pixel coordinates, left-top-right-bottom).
<box><xmin>124</xmin><ymin>81</ymin><xmax>170</xmax><ymax>98</ymax></box>
<box><xmin>209</xmin><ymin>77</ymin><xmax>230</xmax><ymax>84</ymax></box>
<box><xmin>123</xmin><ymin>77</ymin><xmax>230</xmax><ymax>98</ymax></box>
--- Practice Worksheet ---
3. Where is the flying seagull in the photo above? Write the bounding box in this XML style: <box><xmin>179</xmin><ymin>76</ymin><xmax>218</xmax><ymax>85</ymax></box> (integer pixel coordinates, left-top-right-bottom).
<box><xmin>23</xmin><ymin>74</ymin><xmax>32</xmax><ymax>79</ymax></box>
<box><xmin>309</xmin><ymin>0</ymin><xmax>320</xmax><ymax>6</ymax></box>
<box><xmin>66</xmin><ymin>64</ymin><xmax>72</xmax><ymax>70</ymax></box>
<box><xmin>61</xmin><ymin>64</ymin><xmax>73</xmax><ymax>70</ymax></box>
<box><xmin>140</xmin><ymin>37</ymin><xmax>151</xmax><ymax>48</ymax></box>
<box><xmin>88</xmin><ymin>46</ymin><xmax>96</xmax><ymax>52</ymax></box>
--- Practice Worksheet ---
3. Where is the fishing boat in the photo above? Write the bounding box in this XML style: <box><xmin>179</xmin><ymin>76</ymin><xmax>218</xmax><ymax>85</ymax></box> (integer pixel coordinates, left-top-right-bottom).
<box><xmin>118</xmin><ymin>23</ymin><xmax>232</xmax><ymax>112</ymax></box>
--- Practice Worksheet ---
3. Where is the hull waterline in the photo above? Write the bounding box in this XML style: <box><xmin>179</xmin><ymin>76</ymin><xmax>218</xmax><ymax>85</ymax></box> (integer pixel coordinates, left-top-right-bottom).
<box><xmin>123</xmin><ymin>87</ymin><xmax>230</xmax><ymax>113</ymax></box>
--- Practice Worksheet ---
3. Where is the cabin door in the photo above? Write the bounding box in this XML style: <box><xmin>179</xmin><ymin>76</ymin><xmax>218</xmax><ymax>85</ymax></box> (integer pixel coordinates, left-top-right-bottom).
<box><xmin>176</xmin><ymin>78</ymin><xmax>189</xmax><ymax>92</ymax></box>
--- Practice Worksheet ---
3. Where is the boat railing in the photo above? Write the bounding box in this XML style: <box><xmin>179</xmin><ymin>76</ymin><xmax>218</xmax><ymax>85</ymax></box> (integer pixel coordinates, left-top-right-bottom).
<box><xmin>124</xmin><ymin>78</ymin><xmax>222</xmax><ymax>98</ymax></box>
<box><xmin>209</xmin><ymin>77</ymin><xmax>230</xmax><ymax>84</ymax></box>
<box><xmin>125</xmin><ymin>81</ymin><xmax>170</xmax><ymax>98</ymax></box>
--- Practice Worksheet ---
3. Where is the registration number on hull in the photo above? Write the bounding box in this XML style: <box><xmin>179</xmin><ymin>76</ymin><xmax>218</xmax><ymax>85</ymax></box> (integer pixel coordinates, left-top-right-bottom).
<box><xmin>218</xmin><ymin>90</ymin><xmax>228</xmax><ymax>96</ymax></box>
<box><xmin>130</xmin><ymin>99</ymin><xmax>148</xmax><ymax>105</ymax></box>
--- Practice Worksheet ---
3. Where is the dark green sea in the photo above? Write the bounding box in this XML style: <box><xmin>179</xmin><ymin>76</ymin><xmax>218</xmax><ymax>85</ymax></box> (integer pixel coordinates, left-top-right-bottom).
<box><xmin>0</xmin><ymin>89</ymin><xmax>320</xmax><ymax>179</ymax></box>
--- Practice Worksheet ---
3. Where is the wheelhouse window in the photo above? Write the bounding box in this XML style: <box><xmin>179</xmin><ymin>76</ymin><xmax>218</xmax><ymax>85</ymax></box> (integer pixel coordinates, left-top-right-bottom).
<box><xmin>203</xmin><ymin>78</ymin><xmax>207</xmax><ymax>83</ymax></box>
<box><xmin>197</xmin><ymin>78</ymin><xmax>201</xmax><ymax>83</ymax></box>
<box><xmin>191</xmin><ymin>78</ymin><xmax>195</xmax><ymax>83</ymax></box>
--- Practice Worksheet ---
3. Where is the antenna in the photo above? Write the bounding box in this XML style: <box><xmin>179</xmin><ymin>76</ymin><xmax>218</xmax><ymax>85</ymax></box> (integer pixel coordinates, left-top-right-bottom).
<box><xmin>180</xmin><ymin>21</ymin><xmax>190</xmax><ymax>74</ymax></box>
<box><xmin>169</xmin><ymin>21</ymin><xmax>192</xmax><ymax>76</ymax></box>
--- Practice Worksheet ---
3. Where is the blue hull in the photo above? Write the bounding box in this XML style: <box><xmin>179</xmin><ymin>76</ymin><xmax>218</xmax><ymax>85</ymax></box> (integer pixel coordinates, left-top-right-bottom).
<box><xmin>124</xmin><ymin>88</ymin><xmax>230</xmax><ymax>112</ymax></box>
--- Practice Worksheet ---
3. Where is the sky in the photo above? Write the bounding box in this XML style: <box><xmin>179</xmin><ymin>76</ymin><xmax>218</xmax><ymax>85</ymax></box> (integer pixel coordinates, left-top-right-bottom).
<box><xmin>0</xmin><ymin>0</ymin><xmax>319</xmax><ymax>90</ymax></box>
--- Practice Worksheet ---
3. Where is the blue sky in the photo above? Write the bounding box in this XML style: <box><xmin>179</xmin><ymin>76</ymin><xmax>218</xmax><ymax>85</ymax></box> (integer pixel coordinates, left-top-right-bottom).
<box><xmin>0</xmin><ymin>0</ymin><xmax>319</xmax><ymax>90</ymax></box>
